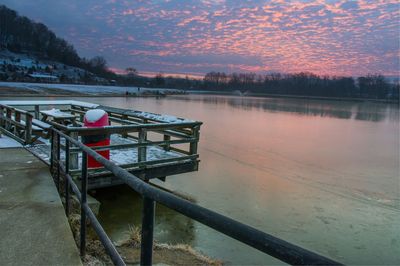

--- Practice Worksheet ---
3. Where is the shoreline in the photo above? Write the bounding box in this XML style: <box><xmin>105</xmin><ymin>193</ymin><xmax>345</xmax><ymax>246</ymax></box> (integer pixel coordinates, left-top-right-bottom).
<box><xmin>189</xmin><ymin>90</ymin><xmax>399</xmax><ymax>104</ymax></box>
<box><xmin>0</xmin><ymin>83</ymin><xmax>398</xmax><ymax>104</ymax></box>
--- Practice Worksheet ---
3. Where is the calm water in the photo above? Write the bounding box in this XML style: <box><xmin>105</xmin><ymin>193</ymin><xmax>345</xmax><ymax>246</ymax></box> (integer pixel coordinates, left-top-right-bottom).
<box><xmin>11</xmin><ymin>95</ymin><xmax>400</xmax><ymax>264</ymax></box>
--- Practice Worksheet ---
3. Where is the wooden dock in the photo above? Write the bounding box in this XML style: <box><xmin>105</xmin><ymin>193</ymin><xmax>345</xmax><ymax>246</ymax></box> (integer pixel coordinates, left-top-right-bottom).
<box><xmin>0</xmin><ymin>100</ymin><xmax>202</xmax><ymax>189</ymax></box>
<box><xmin>0</xmin><ymin>147</ymin><xmax>81</xmax><ymax>265</ymax></box>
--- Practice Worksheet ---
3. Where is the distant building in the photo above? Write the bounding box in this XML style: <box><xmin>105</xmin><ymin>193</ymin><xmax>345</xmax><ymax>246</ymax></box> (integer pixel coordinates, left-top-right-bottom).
<box><xmin>28</xmin><ymin>73</ymin><xmax>59</xmax><ymax>83</ymax></box>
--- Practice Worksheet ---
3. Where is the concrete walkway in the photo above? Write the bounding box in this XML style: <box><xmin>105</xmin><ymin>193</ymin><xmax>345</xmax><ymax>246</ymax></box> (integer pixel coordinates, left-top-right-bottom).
<box><xmin>0</xmin><ymin>147</ymin><xmax>82</xmax><ymax>265</ymax></box>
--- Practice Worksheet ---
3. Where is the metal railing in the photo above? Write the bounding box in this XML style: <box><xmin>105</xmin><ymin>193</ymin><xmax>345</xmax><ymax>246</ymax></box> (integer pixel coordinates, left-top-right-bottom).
<box><xmin>50</xmin><ymin>127</ymin><xmax>341</xmax><ymax>266</ymax></box>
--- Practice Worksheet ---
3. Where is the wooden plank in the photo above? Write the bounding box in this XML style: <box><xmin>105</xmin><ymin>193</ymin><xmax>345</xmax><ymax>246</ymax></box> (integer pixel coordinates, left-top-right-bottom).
<box><xmin>86</xmin><ymin>160</ymin><xmax>199</xmax><ymax>189</ymax></box>
<box><xmin>69</xmin><ymin>155</ymin><xmax>199</xmax><ymax>176</ymax></box>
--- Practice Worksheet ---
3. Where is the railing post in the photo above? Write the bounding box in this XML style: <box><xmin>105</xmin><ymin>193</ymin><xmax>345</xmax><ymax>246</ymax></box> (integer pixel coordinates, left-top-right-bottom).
<box><xmin>70</xmin><ymin>131</ymin><xmax>79</xmax><ymax>170</ymax></box>
<box><xmin>14</xmin><ymin>111</ymin><xmax>21</xmax><ymax>136</ymax></box>
<box><xmin>34</xmin><ymin>105</ymin><xmax>40</xmax><ymax>119</ymax></box>
<box><xmin>80</xmin><ymin>152</ymin><xmax>88</xmax><ymax>256</ymax></box>
<box><xmin>25</xmin><ymin>113</ymin><xmax>32</xmax><ymax>144</ymax></box>
<box><xmin>122</xmin><ymin>114</ymin><xmax>128</xmax><ymax>138</ymax></box>
<box><xmin>138</xmin><ymin>129</ymin><xmax>147</xmax><ymax>163</ymax></box>
<box><xmin>65</xmin><ymin>139</ymin><xmax>70</xmax><ymax>216</ymax></box>
<box><xmin>163</xmin><ymin>134</ymin><xmax>171</xmax><ymax>151</ymax></box>
<box><xmin>6</xmin><ymin>108</ymin><xmax>12</xmax><ymax>130</ymax></box>
<box><xmin>79</xmin><ymin>106</ymin><xmax>85</xmax><ymax>122</ymax></box>
<box><xmin>0</xmin><ymin>105</ymin><xmax>4</xmax><ymax>129</ymax></box>
<box><xmin>56</xmin><ymin>133</ymin><xmax>61</xmax><ymax>191</ymax></box>
<box><xmin>50</xmin><ymin>130</ymin><xmax>54</xmax><ymax>172</ymax></box>
<box><xmin>140</xmin><ymin>196</ymin><xmax>155</xmax><ymax>266</ymax></box>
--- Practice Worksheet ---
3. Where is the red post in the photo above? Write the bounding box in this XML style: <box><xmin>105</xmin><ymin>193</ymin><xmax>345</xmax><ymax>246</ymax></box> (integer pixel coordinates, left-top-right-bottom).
<box><xmin>82</xmin><ymin>109</ymin><xmax>110</xmax><ymax>168</ymax></box>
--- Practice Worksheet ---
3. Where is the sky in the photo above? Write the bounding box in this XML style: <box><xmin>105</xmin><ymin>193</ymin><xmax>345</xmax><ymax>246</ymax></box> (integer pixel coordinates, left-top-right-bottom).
<box><xmin>1</xmin><ymin>0</ymin><xmax>399</xmax><ymax>78</ymax></box>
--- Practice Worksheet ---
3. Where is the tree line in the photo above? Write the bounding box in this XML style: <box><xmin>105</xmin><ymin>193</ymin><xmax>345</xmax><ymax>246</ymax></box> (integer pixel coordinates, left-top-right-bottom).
<box><xmin>200</xmin><ymin>71</ymin><xmax>399</xmax><ymax>100</ymax></box>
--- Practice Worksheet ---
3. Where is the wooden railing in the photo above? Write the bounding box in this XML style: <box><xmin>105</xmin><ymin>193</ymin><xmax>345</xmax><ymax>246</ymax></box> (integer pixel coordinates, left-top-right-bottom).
<box><xmin>0</xmin><ymin>104</ymin><xmax>35</xmax><ymax>144</ymax></box>
<box><xmin>0</xmin><ymin>102</ymin><xmax>202</xmax><ymax>185</ymax></box>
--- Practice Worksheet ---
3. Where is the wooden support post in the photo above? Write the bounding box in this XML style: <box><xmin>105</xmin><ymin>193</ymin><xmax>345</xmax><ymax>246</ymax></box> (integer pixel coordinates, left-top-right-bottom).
<box><xmin>138</xmin><ymin>129</ymin><xmax>147</xmax><ymax>163</ymax></box>
<box><xmin>122</xmin><ymin>114</ymin><xmax>128</xmax><ymax>138</ymax></box>
<box><xmin>14</xmin><ymin>112</ymin><xmax>21</xmax><ymax>136</ymax></box>
<box><xmin>6</xmin><ymin>108</ymin><xmax>12</xmax><ymax>130</ymax></box>
<box><xmin>70</xmin><ymin>132</ymin><xmax>79</xmax><ymax>170</ymax></box>
<box><xmin>163</xmin><ymin>134</ymin><xmax>171</xmax><ymax>151</ymax></box>
<box><xmin>80</xmin><ymin>107</ymin><xmax>85</xmax><ymax>122</ymax></box>
<box><xmin>189</xmin><ymin>126</ymin><xmax>200</xmax><ymax>155</ymax></box>
<box><xmin>34</xmin><ymin>105</ymin><xmax>40</xmax><ymax>119</ymax></box>
<box><xmin>25</xmin><ymin>113</ymin><xmax>33</xmax><ymax>145</ymax></box>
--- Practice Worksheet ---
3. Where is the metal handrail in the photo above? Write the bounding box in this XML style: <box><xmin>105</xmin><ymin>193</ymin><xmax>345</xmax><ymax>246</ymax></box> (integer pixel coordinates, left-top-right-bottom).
<box><xmin>51</xmin><ymin>127</ymin><xmax>341</xmax><ymax>266</ymax></box>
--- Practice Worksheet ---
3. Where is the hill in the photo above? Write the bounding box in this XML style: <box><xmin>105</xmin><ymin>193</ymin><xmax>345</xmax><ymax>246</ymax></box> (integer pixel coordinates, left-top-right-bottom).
<box><xmin>0</xmin><ymin>5</ymin><xmax>116</xmax><ymax>83</ymax></box>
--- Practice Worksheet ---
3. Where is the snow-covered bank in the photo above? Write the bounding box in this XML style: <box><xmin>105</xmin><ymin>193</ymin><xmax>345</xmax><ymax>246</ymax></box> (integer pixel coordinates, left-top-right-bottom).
<box><xmin>0</xmin><ymin>81</ymin><xmax>185</xmax><ymax>96</ymax></box>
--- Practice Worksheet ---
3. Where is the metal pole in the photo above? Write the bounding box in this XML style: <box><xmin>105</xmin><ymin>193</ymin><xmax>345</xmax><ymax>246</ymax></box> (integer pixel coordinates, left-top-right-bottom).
<box><xmin>65</xmin><ymin>139</ymin><xmax>70</xmax><ymax>216</ymax></box>
<box><xmin>50</xmin><ymin>130</ymin><xmax>54</xmax><ymax>173</ymax></box>
<box><xmin>56</xmin><ymin>133</ymin><xmax>61</xmax><ymax>191</ymax></box>
<box><xmin>140</xmin><ymin>196</ymin><xmax>155</xmax><ymax>266</ymax></box>
<box><xmin>80</xmin><ymin>152</ymin><xmax>88</xmax><ymax>256</ymax></box>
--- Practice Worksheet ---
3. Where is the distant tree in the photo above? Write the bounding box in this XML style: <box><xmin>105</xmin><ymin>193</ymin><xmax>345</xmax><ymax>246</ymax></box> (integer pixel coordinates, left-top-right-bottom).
<box><xmin>154</xmin><ymin>73</ymin><xmax>165</xmax><ymax>86</ymax></box>
<box><xmin>89</xmin><ymin>56</ymin><xmax>107</xmax><ymax>71</ymax></box>
<box><xmin>125</xmin><ymin>67</ymin><xmax>138</xmax><ymax>76</ymax></box>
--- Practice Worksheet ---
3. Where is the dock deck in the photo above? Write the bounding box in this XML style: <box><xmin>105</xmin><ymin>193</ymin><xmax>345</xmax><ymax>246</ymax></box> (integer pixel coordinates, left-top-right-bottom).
<box><xmin>0</xmin><ymin>147</ymin><xmax>81</xmax><ymax>265</ymax></box>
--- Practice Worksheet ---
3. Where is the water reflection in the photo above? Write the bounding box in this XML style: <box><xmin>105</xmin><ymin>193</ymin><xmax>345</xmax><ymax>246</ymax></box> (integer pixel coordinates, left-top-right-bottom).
<box><xmin>80</xmin><ymin>95</ymin><xmax>399</xmax><ymax>265</ymax></box>
<box><xmin>95</xmin><ymin>186</ymin><xmax>195</xmax><ymax>245</ymax></box>
<box><xmin>169</xmin><ymin>95</ymin><xmax>399</xmax><ymax>122</ymax></box>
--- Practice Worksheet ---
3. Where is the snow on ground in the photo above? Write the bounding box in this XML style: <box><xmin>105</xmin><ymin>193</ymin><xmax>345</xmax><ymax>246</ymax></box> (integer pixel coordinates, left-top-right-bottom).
<box><xmin>0</xmin><ymin>81</ymin><xmax>183</xmax><ymax>95</ymax></box>
<box><xmin>0</xmin><ymin>135</ymin><xmax>22</xmax><ymax>148</ymax></box>
<box><xmin>0</xmin><ymin>100</ymin><xmax>99</xmax><ymax>108</ymax></box>
<box><xmin>27</xmin><ymin>134</ymin><xmax>181</xmax><ymax>168</ymax></box>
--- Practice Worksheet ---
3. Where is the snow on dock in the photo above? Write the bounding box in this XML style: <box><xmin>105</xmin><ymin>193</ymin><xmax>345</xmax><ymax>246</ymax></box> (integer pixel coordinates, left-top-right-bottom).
<box><xmin>27</xmin><ymin>134</ymin><xmax>181</xmax><ymax>167</ymax></box>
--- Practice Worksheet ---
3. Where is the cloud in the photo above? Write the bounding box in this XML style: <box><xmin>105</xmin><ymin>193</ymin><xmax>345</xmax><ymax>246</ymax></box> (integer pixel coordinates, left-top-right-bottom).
<box><xmin>2</xmin><ymin>0</ymin><xmax>399</xmax><ymax>76</ymax></box>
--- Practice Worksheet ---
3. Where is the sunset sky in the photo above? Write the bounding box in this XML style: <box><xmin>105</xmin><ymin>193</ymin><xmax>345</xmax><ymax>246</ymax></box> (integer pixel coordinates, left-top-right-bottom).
<box><xmin>2</xmin><ymin>0</ymin><xmax>399</xmax><ymax>77</ymax></box>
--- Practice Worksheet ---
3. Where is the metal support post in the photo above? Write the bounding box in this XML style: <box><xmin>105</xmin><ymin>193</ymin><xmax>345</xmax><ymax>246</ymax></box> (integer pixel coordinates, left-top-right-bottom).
<box><xmin>65</xmin><ymin>139</ymin><xmax>70</xmax><ymax>216</ymax></box>
<box><xmin>140</xmin><ymin>196</ymin><xmax>155</xmax><ymax>266</ymax></box>
<box><xmin>80</xmin><ymin>153</ymin><xmax>88</xmax><ymax>256</ymax></box>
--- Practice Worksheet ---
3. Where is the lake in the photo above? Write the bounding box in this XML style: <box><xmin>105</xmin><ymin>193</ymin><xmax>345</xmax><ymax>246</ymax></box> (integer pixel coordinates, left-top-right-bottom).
<box><xmin>9</xmin><ymin>94</ymin><xmax>400</xmax><ymax>264</ymax></box>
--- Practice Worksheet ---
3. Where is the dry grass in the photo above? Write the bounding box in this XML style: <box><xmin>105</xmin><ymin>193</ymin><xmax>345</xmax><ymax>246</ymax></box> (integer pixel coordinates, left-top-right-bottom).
<box><xmin>115</xmin><ymin>225</ymin><xmax>222</xmax><ymax>266</ymax></box>
<box><xmin>65</xmin><ymin>197</ymin><xmax>221</xmax><ymax>266</ymax></box>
